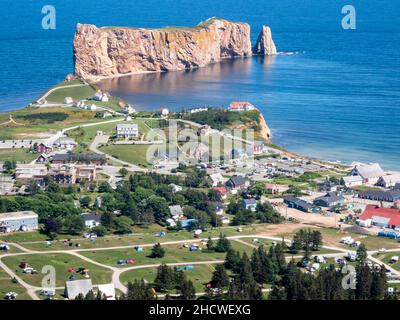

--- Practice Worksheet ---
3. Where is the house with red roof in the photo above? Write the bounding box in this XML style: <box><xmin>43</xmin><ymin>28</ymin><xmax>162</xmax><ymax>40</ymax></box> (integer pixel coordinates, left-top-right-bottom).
<box><xmin>358</xmin><ymin>204</ymin><xmax>400</xmax><ymax>229</ymax></box>
<box><xmin>211</xmin><ymin>186</ymin><xmax>229</xmax><ymax>199</ymax></box>
<box><xmin>228</xmin><ymin>101</ymin><xmax>255</xmax><ymax>112</ymax></box>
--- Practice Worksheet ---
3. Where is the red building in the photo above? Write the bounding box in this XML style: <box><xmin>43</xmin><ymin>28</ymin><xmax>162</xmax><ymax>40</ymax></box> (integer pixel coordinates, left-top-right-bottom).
<box><xmin>359</xmin><ymin>204</ymin><xmax>400</xmax><ymax>229</ymax></box>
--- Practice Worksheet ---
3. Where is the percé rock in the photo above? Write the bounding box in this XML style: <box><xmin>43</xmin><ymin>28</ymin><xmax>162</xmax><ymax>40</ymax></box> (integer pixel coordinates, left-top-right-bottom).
<box><xmin>253</xmin><ymin>26</ymin><xmax>277</xmax><ymax>56</ymax></box>
<box><xmin>73</xmin><ymin>18</ymin><xmax>254</xmax><ymax>81</ymax></box>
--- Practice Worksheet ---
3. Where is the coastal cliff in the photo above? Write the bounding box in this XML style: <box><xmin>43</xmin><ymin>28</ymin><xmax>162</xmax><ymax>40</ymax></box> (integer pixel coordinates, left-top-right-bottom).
<box><xmin>74</xmin><ymin>18</ymin><xmax>253</xmax><ymax>81</ymax></box>
<box><xmin>73</xmin><ymin>18</ymin><xmax>276</xmax><ymax>81</ymax></box>
<box><xmin>253</xmin><ymin>26</ymin><xmax>277</xmax><ymax>56</ymax></box>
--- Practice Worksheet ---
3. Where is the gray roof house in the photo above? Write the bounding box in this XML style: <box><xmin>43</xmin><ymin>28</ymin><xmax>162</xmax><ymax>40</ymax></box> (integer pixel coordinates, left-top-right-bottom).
<box><xmin>226</xmin><ymin>175</ymin><xmax>247</xmax><ymax>190</ymax></box>
<box><xmin>243</xmin><ymin>198</ymin><xmax>257</xmax><ymax>212</ymax></box>
<box><xmin>283</xmin><ymin>196</ymin><xmax>321</xmax><ymax>213</ymax></box>
<box><xmin>81</xmin><ymin>212</ymin><xmax>102</xmax><ymax>229</ymax></box>
<box><xmin>313</xmin><ymin>192</ymin><xmax>346</xmax><ymax>208</ymax></box>
<box><xmin>359</xmin><ymin>190</ymin><xmax>400</xmax><ymax>202</ymax></box>
<box><xmin>64</xmin><ymin>279</ymin><xmax>93</xmax><ymax>299</ymax></box>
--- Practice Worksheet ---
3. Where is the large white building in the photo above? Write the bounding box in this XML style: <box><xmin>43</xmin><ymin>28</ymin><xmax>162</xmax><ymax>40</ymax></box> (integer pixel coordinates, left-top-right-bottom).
<box><xmin>350</xmin><ymin>163</ymin><xmax>384</xmax><ymax>185</ymax></box>
<box><xmin>377</xmin><ymin>174</ymin><xmax>400</xmax><ymax>188</ymax></box>
<box><xmin>116</xmin><ymin>123</ymin><xmax>139</xmax><ymax>139</ymax></box>
<box><xmin>0</xmin><ymin>211</ymin><xmax>38</xmax><ymax>233</ymax></box>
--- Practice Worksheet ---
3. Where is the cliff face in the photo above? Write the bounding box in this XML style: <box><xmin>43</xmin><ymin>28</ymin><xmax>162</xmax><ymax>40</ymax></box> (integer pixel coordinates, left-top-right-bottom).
<box><xmin>253</xmin><ymin>26</ymin><xmax>277</xmax><ymax>56</ymax></box>
<box><xmin>73</xmin><ymin>18</ymin><xmax>254</xmax><ymax>81</ymax></box>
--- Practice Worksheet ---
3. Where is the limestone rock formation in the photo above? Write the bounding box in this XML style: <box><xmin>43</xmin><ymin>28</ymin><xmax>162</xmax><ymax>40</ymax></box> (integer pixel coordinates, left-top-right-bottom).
<box><xmin>73</xmin><ymin>18</ymin><xmax>254</xmax><ymax>81</ymax></box>
<box><xmin>253</xmin><ymin>26</ymin><xmax>277</xmax><ymax>56</ymax></box>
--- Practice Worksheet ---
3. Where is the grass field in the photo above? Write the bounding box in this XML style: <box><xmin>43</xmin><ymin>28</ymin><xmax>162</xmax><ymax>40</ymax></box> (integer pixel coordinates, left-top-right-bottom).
<box><xmin>0</xmin><ymin>268</ymin><xmax>31</xmax><ymax>300</ymax></box>
<box><xmin>79</xmin><ymin>240</ymin><xmax>253</xmax><ymax>268</ymax></box>
<box><xmin>0</xmin><ymin>107</ymin><xmax>101</xmax><ymax>139</ymax></box>
<box><xmin>99</xmin><ymin>144</ymin><xmax>151</xmax><ymax>167</ymax></box>
<box><xmin>17</xmin><ymin>227</ymin><xmax>255</xmax><ymax>252</ymax></box>
<box><xmin>120</xmin><ymin>264</ymin><xmax>219</xmax><ymax>292</ymax></box>
<box><xmin>46</xmin><ymin>85</ymin><xmax>96</xmax><ymax>104</ymax></box>
<box><xmin>1</xmin><ymin>253</ymin><xmax>112</xmax><ymax>287</ymax></box>
<box><xmin>277</xmin><ymin>227</ymin><xmax>400</xmax><ymax>251</ymax></box>
<box><xmin>373</xmin><ymin>252</ymin><xmax>400</xmax><ymax>271</ymax></box>
<box><xmin>0</xmin><ymin>148</ymin><xmax>38</xmax><ymax>162</ymax></box>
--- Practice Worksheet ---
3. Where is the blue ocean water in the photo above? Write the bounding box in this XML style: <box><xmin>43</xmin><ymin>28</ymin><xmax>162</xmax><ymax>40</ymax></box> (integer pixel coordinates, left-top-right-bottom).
<box><xmin>0</xmin><ymin>0</ymin><xmax>399</xmax><ymax>168</ymax></box>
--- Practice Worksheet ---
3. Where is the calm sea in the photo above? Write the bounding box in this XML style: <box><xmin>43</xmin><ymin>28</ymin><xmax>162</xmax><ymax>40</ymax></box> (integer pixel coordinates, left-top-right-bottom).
<box><xmin>1</xmin><ymin>0</ymin><xmax>399</xmax><ymax>169</ymax></box>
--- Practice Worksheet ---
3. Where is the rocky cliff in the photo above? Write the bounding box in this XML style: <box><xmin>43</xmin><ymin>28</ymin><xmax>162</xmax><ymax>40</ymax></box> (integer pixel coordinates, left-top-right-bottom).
<box><xmin>253</xmin><ymin>26</ymin><xmax>277</xmax><ymax>56</ymax></box>
<box><xmin>74</xmin><ymin>18</ymin><xmax>254</xmax><ymax>81</ymax></box>
<box><xmin>73</xmin><ymin>18</ymin><xmax>276</xmax><ymax>81</ymax></box>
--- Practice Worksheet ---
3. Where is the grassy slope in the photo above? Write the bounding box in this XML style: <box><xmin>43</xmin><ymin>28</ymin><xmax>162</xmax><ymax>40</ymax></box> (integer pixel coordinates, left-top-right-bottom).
<box><xmin>0</xmin><ymin>148</ymin><xmax>38</xmax><ymax>163</ymax></box>
<box><xmin>1</xmin><ymin>253</ymin><xmax>112</xmax><ymax>287</ymax></box>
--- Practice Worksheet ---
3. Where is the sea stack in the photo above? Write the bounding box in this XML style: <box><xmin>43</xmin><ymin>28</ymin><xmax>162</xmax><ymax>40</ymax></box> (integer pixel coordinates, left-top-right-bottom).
<box><xmin>253</xmin><ymin>26</ymin><xmax>277</xmax><ymax>56</ymax></box>
<box><xmin>73</xmin><ymin>18</ymin><xmax>253</xmax><ymax>81</ymax></box>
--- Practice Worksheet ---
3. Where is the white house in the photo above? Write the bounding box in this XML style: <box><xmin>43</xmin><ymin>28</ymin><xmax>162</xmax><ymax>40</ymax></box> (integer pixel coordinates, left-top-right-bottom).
<box><xmin>169</xmin><ymin>205</ymin><xmax>184</xmax><ymax>220</ymax></box>
<box><xmin>64</xmin><ymin>279</ymin><xmax>93</xmax><ymax>299</ymax></box>
<box><xmin>350</xmin><ymin>163</ymin><xmax>384</xmax><ymax>185</ymax></box>
<box><xmin>74</xmin><ymin>100</ymin><xmax>86</xmax><ymax>108</ymax></box>
<box><xmin>209</xmin><ymin>173</ymin><xmax>226</xmax><ymax>187</ymax></box>
<box><xmin>91</xmin><ymin>92</ymin><xmax>109</xmax><ymax>102</ymax></box>
<box><xmin>116</xmin><ymin>123</ymin><xmax>139</xmax><ymax>139</ymax></box>
<box><xmin>377</xmin><ymin>174</ymin><xmax>400</xmax><ymax>188</ymax></box>
<box><xmin>53</xmin><ymin>137</ymin><xmax>77</xmax><ymax>151</ymax></box>
<box><xmin>228</xmin><ymin>101</ymin><xmax>255</xmax><ymax>112</ymax></box>
<box><xmin>97</xmin><ymin>284</ymin><xmax>116</xmax><ymax>300</ymax></box>
<box><xmin>341</xmin><ymin>175</ymin><xmax>363</xmax><ymax>188</ymax></box>
<box><xmin>81</xmin><ymin>212</ymin><xmax>102</xmax><ymax>229</ymax></box>
<box><xmin>64</xmin><ymin>97</ymin><xmax>74</xmax><ymax>104</ymax></box>
<box><xmin>160</xmin><ymin>108</ymin><xmax>169</xmax><ymax>118</ymax></box>
<box><xmin>169</xmin><ymin>184</ymin><xmax>183</xmax><ymax>193</ymax></box>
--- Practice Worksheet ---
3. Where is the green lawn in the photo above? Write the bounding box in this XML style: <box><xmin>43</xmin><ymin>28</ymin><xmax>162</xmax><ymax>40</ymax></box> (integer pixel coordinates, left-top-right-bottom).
<box><xmin>373</xmin><ymin>252</ymin><xmax>400</xmax><ymax>271</ymax></box>
<box><xmin>99</xmin><ymin>144</ymin><xmax>152</xmax><ymax>167</ymax></box>
<box><xmin>19</xmin><ymin>227</ymin><xmax>255</xmax><ymax>252</ymax></box>
<box><xmin>0</xmin><ymin>148</ymin><xmax>38</xmax><ymax>162</ymax></box>
<box><xmin>0</xmin><ymin>231</ymin><xmax>50</xmax><ymax>243</ymax></box>
<box><xmin>277</xmin><ymin>227</ymin><xmax>400</xmax><ymax>251</ymax></box>
<box><xmin>0</xmin><ymin>268</ymin><xmax>31</xmax><ymax>300</ymax></box>
<box><xmin>1</xmin><ymin>253</ymin><xmax>112</xmax><ymax>287</ymax></box>
<box><xmin>120</xmin><ymin>264</ymin><xmax>219</xmax><ymax>292</ymax></box>
<box><xmin>0</xmin><ymin>107</ymin><xmax>100</xmax><ymax>140</ymax></box>
<box><xmin>79</xmin><ymin>240</ymin><xmax>253</xmax><ymax>268</ymax></box>
<box><xmin>46</xmin><ymin>85</ymin><xmax>97</xmax><ymax>104</ymax></box>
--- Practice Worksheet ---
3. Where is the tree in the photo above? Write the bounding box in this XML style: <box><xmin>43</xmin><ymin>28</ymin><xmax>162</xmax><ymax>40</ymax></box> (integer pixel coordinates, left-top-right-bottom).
<box><xmin>43</xmin><ymin>218</ymin><xmax>60</xmax><ymax>235</ymax></box>
<box><xmin>65</xmin><ymin>215</ymin><xmax>84</xmax><ymax>235</ymax></box>
<box><xmin>119</xmin><ymin>167</ymin><xmax>129</xmax><ymax>177</ymax></box>
<box><xmin>122</xmin><ymin>279</ymin><xmax>156</xmax><ymax>300</ymax></box>
<box><xmin>98</xmin><ymin>181</ymin><xmax>113</xmax><ymax>193</ymax></box>
<box><xmin>179</xmin><ymin>280</ymin><xmax>196</xmax><ymax>300</ymax></box>
<box><xmin>3</xmin><ymin>160</ymin><xmax>16</xmax><ymax>173</ymax></box>
<box><xmin>311</xmin><ymin>230</ymin><xmax>323</xmax><ymax>251</ymax></box>
<box><xmin>211</xmin><ymin>264</ymin><xmax>230</xmax><ymax>289</ymax></box>
<box><xmin>154</xmin><ymin>264</ymin><xmax>175</xmax><ymax>291</ymax></box>
<box><xmin>206</xmin><ymin>236</ymin><xmax>214</xmax><ymax>250</ymax></box>
<box><xmin>224</xmin><ymin>249</ymin><xmax>241</xmax><ymax>272</ymax></box>
<box><xmin>113</xmin><ymin>216</ymin><xmax>132</xmax><ymax>234</ymax></box>
<box><xmin>151</xmin><ymin>243</ymin><xmax>165</xmax><ymax>258</ymax></box>
<box><xmin>26</xmin><ymin>180</ymin><xmax>40</xmax><ymax>195</ymax></box>
<box><xmin>237</xmin><ymin>252</ymin><xmax>254</xmax><ymax>283</ymax></box>
<box><xmin>100</xmin><ymin>211</ymin><xmax>114</xmax><ymax>228</ymax></box>
<box><xmin>356</xmin><ymin>243</ymin><xmax>368</xmax><ymax>263</ymax></box>
<box><xmin>92</xmin><ymin>225</ymin><xmax>107</xmax><ymax>237</ymax></box>
<box><xmin>79</xmin><ymin>196</ymin><xmax>91</xmax><ymax>208</ymax></box>
<box><xmin>214</xmin><ymin>234</ymin><xmax>231</xmax><ymax>252</ymax></box>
